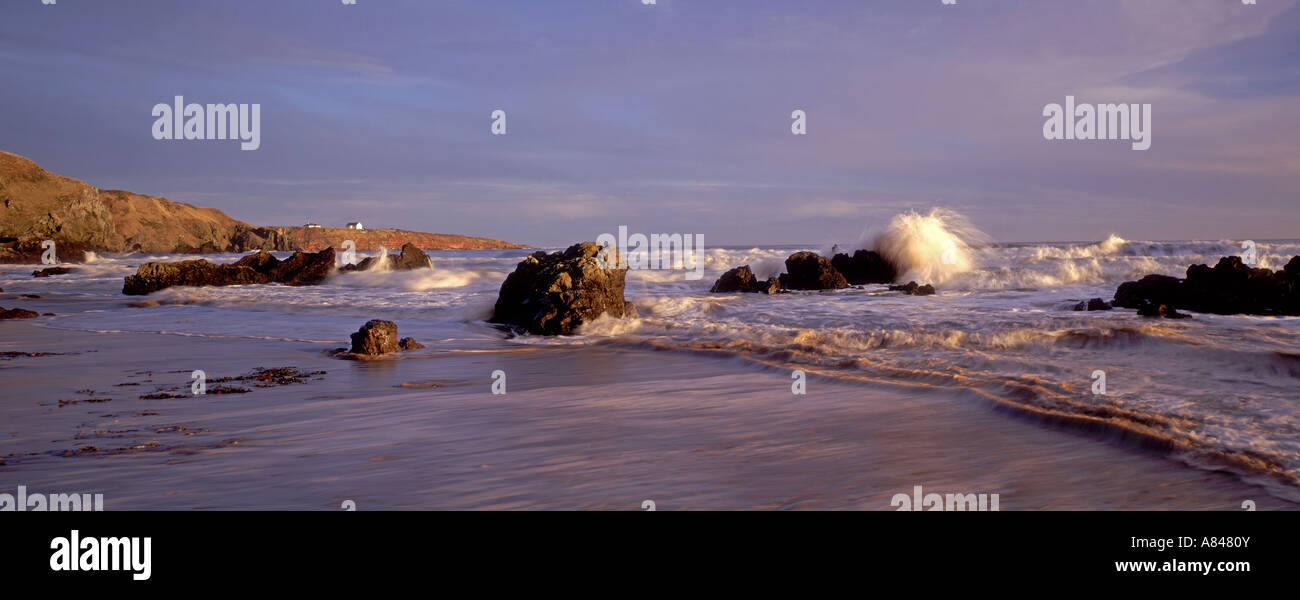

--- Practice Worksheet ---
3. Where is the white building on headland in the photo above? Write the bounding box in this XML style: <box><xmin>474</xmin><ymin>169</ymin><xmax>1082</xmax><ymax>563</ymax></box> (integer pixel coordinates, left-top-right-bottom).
<box><xmin>304</xmin><ymin>222</ymin><xmax>321</xmax><ymax>228</ymax></box>
<box><xmin>346</xmin><ymin>222</ymin><xmax>364</xmax><ymax>230</ymax></box>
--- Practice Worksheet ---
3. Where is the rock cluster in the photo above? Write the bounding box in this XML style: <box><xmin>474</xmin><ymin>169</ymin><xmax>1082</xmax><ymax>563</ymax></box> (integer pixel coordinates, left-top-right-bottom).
<box><xmin>710</xmin><ymin>248</ymin><xmax>925</xmax><ymax>294</ymax></box>
<box><xmin>710</xmin><ymin>265</ymin><xmax>782</xmax><ymax>294</ymax></box>
<box><xmin>339</xmin><ymin>243</ymin><xmax>433</xmax><ymax>272</ymax></box>
<box><xmin>1113</xmin><ymin>256</ymin><xmax>1300</xmax><ymax>317</ymax></box>
<box><xmin>777</xmin><ymin>252</ymin><xmax>848</xmax><ymax>290</ymax></box>
<box><xmin>122</xmin><ymin>248</ymin><xmax>336</xmax><ymax>295</ymax></box>
<box><xmin>1073</xmin><ymin>298</ymin><xmax>1113</xmax><ymax>311</ymax></box>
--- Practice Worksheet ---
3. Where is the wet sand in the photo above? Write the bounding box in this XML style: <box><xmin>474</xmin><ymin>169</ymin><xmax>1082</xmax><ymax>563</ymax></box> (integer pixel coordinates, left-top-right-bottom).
<box><xmin>0</xmin><ymin>319</ymin><xmax>1295</xmax><ymax>510</ymax></box>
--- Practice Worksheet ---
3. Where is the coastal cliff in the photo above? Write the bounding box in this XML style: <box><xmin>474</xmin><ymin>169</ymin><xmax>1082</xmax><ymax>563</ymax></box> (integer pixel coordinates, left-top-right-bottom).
<box><xmin>0</xmin><ymin>150</ymin><xmax>525</xmax><ymax>262</ymax></box>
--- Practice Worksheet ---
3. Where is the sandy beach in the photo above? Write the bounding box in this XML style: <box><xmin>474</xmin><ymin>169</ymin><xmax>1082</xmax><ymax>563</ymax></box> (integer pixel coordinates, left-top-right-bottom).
<box><xmin>2</xmin><ymin>310</ymin><xmax>1292</xmax><ymax>510</ymax></box>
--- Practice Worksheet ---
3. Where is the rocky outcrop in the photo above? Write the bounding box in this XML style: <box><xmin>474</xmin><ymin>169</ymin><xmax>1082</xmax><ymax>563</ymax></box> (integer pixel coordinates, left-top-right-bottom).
<box><xmin>350</xmin><ymin>320</ymin><xmax>400</xmax><ymax>355</ymax></box>
<box><xmin>490</xmin><ymin>242</ymin><xmax>637</xmax><ymax>335</ymax></box>
<box><xmin>830</xmin><ymin>249</ymin><xmax>897</xmax><ymax>285</ymax></box>
<box><xmin>0</xmin><ymin>307</ymin><xmax>39</xmax><ymax>319</ymax></box>
<box><xmin>710</xmin><ymin>265</ymin><xmax>782</xmax><ymax>294</ymax></box>
<box><xmin>398</xmin><ymin>337</ymin><xmax>424</xmax><ymax>351</ymax></box>
<box><xmin>122</xmin><ymin>248</ymin><xmax>336</xmax><ymax>295</ymax></box>
<box><xmin>339</xmin><ymin>243</ymin><xmax>433</xmax><ymax>272</ymax></box>
<box><xmin>1073</xmin><ymin>298</ymin><xmax>1113</xmax><ymax>311</ymax></box>
<box><xmin>888</xmin><ymin>281</ymin><xmax>936</xmax><ymax>296</ymax></box>
<box><xmin>1113</xmin><ymin>256</ymin><xmax>1300</xmax><ymax>317</ymax></box>
<box><xmin>778</xmin><ymin>252</ymin><xmax>849</xmax><ymax>290</ymax></box>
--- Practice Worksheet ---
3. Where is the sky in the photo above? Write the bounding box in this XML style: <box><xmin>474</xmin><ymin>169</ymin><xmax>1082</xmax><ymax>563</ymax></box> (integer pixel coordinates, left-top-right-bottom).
<box><xmin>1</xmin><ymin>0</ymin><xmax>1296</xmax><ymax>247</ymax></box>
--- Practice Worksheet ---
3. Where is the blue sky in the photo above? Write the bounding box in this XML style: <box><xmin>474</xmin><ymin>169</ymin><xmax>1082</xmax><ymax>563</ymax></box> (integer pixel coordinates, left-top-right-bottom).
<box><xmin>1</xmin><ymin>0</ymin><xmax>1296</xmax><ymax>246</ymax></box>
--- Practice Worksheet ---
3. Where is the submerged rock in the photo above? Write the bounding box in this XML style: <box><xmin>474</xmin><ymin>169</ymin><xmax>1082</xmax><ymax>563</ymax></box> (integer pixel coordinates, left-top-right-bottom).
<box><xmin>122</xmin><ymin>248</ymin><xmax>336</xmax><ymax>295</ymax></box>
<box><xmin>888</xmin><ymin>281</ymin><xmax>936</xmax><ymax>296</ymax></box>
<box><xmin>1113</xmin><ymin>255</ymin><xmax>1300</xmax><ymax>316</ymax></box>
<box><xmin>1073</xmin><ymin>298</ymin><xmax>1113</xmax><ymax>311</ymax></box>
<box><xmin>32</xmin><ymin>266</ymin><xmax>75</xmax><ymax>277</ymax></box>
<box><xmin>490</xmin><ymin>241</ymin><xmax>637</xmax><ymax>335</ymax></box>
<box><xmin>778</xmin><ymin>252</ymin><xmax>848</xmax><ymax>290</ymax></box>
<box><xmin>398</xmin><ymin>337</ymin><xmax>424</xmax><ymax>351</ymax></box>
<box><xmin>830</xmin><ymin>249</ymin><xmax>897</xmax><ymax>285</ymax></box>
<box><xmin>710</xmin><ymin>265</ymin><xmax>782</xmax><ymax>294</ymax></box>
<box><xmin>350</xmin><ymin>320</ymin><xmax>400</xmax><ymax>355</ymax></box>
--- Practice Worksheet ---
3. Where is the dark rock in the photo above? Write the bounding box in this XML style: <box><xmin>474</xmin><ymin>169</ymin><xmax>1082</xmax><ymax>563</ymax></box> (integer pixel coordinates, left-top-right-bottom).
<box><xmin>272</xmin><ymin>248</ymin><xmax>336</xmax><ymax>286</ymax></box>
<box><xmin>490</xmin><ymin>241</ymin><xmax>637</xmax><ymax>335</ymax></box>
<box><xmin>1114</xmin><ymin>274</ymin><xmax>1182</xmax><ymax>309</ymax></box>
<box><xmin>778</xmin><ymin>252</ymin><xmax>848</xmax><ymax>290</ymax></box>
<box><xmin>232</xmin><ymin>249</ymin><xmax>281</xmax><ymax>274</ymax></box>
<box><xmin>350</xmin><ymin>320</ymin><xmax>400</xmax><ymax>355</ymax></box>
<box><xmin>32</xmin><ymin>266</ymin><xmax>75</xmax><ymax>277</ymax></box>
<box><xmin>1114</xmin><ymin>255</ymin><xmax>1300</xmax><ymax>316</ymax></box>
<box><xmin>830</xmin><ymin>249</ymin><xmax>898</xmax><ymax>285</ymax></box>
<box><xmin>398</xmin><ymin>337</ymin><xmax>424</xmax><ymax>351</ymax></box>
<box><xmin>122</xmin><ymin>247</ymin><xmax>336</xmax><ymax>295</ymax></box>
<box><xmin>1137</xmin><ymin>302</ymin><xmax>1190</xmax><ymax>319</ymax></box>
<box><xmin>392</xmin><ymin>243</ymin><xmax>433</xmax><ymax>270</ymax></box>
<box><xmin>888</xmin><ymin>281</ymin><xmax>936</xmax><ymax>296</ymax></box>
<box><xmin>0</xmin><ymin>307</ymin><xmax>39</xmax><ymax>319</ymax></box>
<box><xmin>710</xmin><ymin>265</ymin><xmax>782</xmax><ymax>294</ymax></box>
<box><xmin>1074</xmin><ymin>297</ymin><xmax>1112</xmax><ymax>311</ymax></box>
<box><xmin>123</xmin><ymin>259</ymin><xmax>273</xmax><ymax>295</ymax></box>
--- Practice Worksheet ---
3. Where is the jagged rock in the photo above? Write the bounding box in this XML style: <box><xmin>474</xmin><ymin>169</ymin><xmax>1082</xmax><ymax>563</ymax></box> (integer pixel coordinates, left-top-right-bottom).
<box><xmin>122</xmin><ymin>248</ymin><xmax>335</xmax><ymax>295</ymax></box>
<box><xmin>350</xmin><ymin>320</ymin><xmax>400</xmax><ymax>355</ymax></box>
<box><xmin>888</xmin><ymin>281</ymin><xmax>936</xmax><ymax>296</ymax></box>
<box><xmin>1073</xmin><ymin>297</ymin><xmax>1112</xmax><ymax>311</ymax></box>
<box><xmin>272</xmin><ymin>248</ymin><xmax>336</xmax><ymax>286</ymax></box>
<box><xmin>830</xmin><ymin>249</ymin><xmax>898</xmax><ymax>285</ymax></box>
<box><xmin>391</xmin><ymin>243</ymin><xmax>433</xmax><ymax>270</ymax></box>
<box><xmin>32</xmin><ymin>266</ymin><xmax>75</xmax><ymax>277</ymax></box>
<box><xmin>398</xmin><ymin>337</ymin><xmax>424</xmax><ymax>350</ymax></box>
<box><xmin>0</xmin><ymin>307</ymin><xmax>39</xmax><ymax>319</ymax></box>
<box><xmin>122</xmin><ymin>259</ymin><xmax>272</xmax><ymax>295</ymax></box>
<box><xmin>1113</xmin><ymin>255</ymin><xmax>1300</xmax><ymax>316</ymax></box>
<box><xmin>340</xmin><ymin>243</ymin><xmax>433</xmax><ymax>272</ymax></box>
<box><xmin>233</xmin><ymin>249</ymin><xmax>281</xmax><ymax>274</ymax></box>
<box><xmin>490</xmin><ymin>241</ymin><xmax>637</xmax><ymax>335</ymax></box>
<box><xmin>710</xmin><ymin>265</ymin><xmax>782</xmax><ymax>294</ymax></box>
<box><xmin>778</xmin><ymin>252</ymin><xmax>848</xmax><ymax>290</ymax></box>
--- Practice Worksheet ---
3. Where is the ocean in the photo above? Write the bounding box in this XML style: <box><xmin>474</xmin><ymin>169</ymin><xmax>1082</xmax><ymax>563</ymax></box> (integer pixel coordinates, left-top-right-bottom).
<box><xmin>2</xmin><ymin>227</ymin><xmax>1299</xmax><ymax>508</ymax></box>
